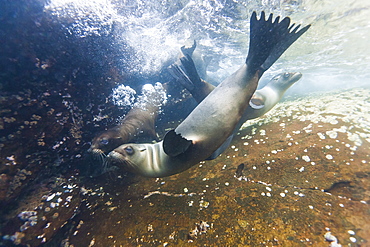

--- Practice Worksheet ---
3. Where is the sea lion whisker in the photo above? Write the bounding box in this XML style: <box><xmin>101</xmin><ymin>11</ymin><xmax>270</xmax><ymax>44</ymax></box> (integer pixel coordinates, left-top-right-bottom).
<box><xmin>102</xmin><ymin>158</ymin><xmax>108</xmax><ymax>173</ymax></box>
<box><xmin>89</xmin><ymin>150</ymin><xmax>107</xmax><ymax>170</ymax></box>
<box><xmin>92</xmin><ymin>151</ymin><xmax>105</xmax><ymax>165</ymax></box>
<box><xmin>116</xmin><ymin>156</ymin><xmax>131</xmax><ymax>167</ymax></box>
<box><xmin>100</xmin><ymin>152</ymin><xmax>107</xmax><ymax>162</ymax></box>
<box><xmin>123</xmin><ymin>158</ymin><xmax>137</xmax><ymax>169</ymax></box>
<box><xmin>110</xmin><ymin>154</ymin><xmax>137</xmax><ymax>171</ymax></box>
<box><xmin>102</xmin><ymin>158</ymin><xmax>116</xmax><ymax>180</ymax></box>
<box><xmin>90</xmin><ymin>148</ymin><xmax>103</xmax><ymax>157</ymax></box>
<box><xmin>100</xmin><ymin>153</ymin><xmax>107</xmax><ymax>168</ymax></box>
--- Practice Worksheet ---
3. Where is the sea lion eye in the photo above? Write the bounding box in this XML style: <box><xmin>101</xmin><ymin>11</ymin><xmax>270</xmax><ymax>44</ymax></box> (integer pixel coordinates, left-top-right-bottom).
<box><xmin>100</xmin><ymin>139</ymin><xmax>109</xmax><ymax>145</ymax></box>
<box><xmin>284</xmin><ymin>72</ymin><xmax>290</xmax><ymax>78</ymax></box>
<box><xmin>125</xmin><ymin>146</ymin><xmax>134</xmax><ymax>155</ymax></box>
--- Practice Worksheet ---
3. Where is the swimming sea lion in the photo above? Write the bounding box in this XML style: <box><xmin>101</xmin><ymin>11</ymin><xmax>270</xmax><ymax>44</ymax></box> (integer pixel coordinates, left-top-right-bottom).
<box><xmin>107</xmin><ymin>11</ymin><xmax>310</xmax><ymax>178</ymax></box>
<box><xmin>170</xmin><ymin>57</ymin><xmax>303</xmax><ymax>159</ymax></box>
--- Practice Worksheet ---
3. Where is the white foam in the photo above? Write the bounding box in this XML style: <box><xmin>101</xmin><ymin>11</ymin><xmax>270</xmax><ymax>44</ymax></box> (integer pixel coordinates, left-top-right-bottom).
<box><xmin>111</xmin><ymin>85</ymin><xmax>136</xmax><ymax>107</ymax></box>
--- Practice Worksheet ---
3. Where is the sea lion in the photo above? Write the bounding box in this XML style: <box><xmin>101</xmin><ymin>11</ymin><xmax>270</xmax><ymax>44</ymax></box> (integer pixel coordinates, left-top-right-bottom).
<box><xmin>107</xmin><ymin>11</ymin><xmax>310</xmax><ymax>178</ymax></box>
<box><xmin>169</xmin><ymin>44</ymin><xmax>302</xmax><ymax>159</ymax></box>
<box><xmin>178</xmin><ymin>40</ymin><xmax>212</xmax><ymax>82</ymax></box>
<box><xmin>89</xmin><ymin>106</ymin><xmax>158</xmax><ymax>153</ymax></box>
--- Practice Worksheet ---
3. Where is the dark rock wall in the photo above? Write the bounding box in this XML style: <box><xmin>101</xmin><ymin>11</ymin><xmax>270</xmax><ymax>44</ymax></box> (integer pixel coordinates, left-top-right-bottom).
<box><xmin>0</xmin><ymin>1</ymin><xmax>129</xmax><ymax>244</ymax></box>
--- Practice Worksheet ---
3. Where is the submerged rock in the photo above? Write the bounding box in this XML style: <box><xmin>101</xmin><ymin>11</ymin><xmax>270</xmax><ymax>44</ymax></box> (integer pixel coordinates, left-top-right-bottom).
<box><xmin>2</xmin><ymin>177</ymin><xmax>81</xmax><ymax>246</ymax></box>
<box><xmin>50</xmin><ymin>88</ymin><xmax>369</xmax><ymax>246</ymax></box>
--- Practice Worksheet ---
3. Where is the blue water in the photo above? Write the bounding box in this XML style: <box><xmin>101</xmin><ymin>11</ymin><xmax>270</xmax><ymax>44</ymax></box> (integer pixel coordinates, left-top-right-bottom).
<box><xmin>2</xmin><ymin>0</ymin><xmax>369</xmax><ymax>153</ymax></box>
<box><xmin>2</xmin><ymin>0</ymin><xmax>369</xmax><ymax>92</ymax></box>
<box><xmin>43</xmin><ymin>0</ymin><xmax>370</xmax><ymax>97</ymax></box>
<box><xmin>1</xmin><ymin>0</ymin><xmax>369</xmax><ymax>144</ymax></box>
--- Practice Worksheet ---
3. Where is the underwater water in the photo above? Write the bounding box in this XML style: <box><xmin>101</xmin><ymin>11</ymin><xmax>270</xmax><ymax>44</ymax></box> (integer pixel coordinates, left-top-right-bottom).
<box><xmin>45</xmin><ymin>0</ymin><xmax>370</xmax><ymax>94</ymax></box>
<box><xmin>0</xmin><ymin>0</ymin><xmax>369</xmax><ymax>246</ymax></box>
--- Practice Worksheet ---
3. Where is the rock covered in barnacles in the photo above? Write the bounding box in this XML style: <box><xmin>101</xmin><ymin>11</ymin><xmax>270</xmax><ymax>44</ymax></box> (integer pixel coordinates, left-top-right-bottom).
<box><xmin>1</xmin><ymin>179</ymin><xmax>81</xmax><ymax>246</ymax></box>
<box><xmin>187</xmin><ymin>221</ymin><xmax>210</xmax><ymax>242</ymax></box>
<box><xmin>197</xmin><ymin>221</ymin><xmax>209</xmax><ymax>233</ymax></box>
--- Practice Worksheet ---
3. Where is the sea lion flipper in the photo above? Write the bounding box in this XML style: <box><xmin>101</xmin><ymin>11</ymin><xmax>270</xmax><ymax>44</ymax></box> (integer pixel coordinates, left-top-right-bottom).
<box><xmin>246</xmin><ymin>11</ymin><xmax>310</xmax><ymax>74</ymax></box>
<box><xmin>168</xmin><ymin>54</ymin><xmax>203</xmax><ymax>92</ymax></box>
<box><xmin>180</xmin><ymin>40</ymin><xmax>197</xmax><ymax>57</ymax></box>
<box><xmin>179</xmin><ymin>54</ymin><xmax>203</xmax><ymax>87</ymax></box>
<box><xmin>169</xmin><ymin>54</ymin><xmax>214</xmax><ymax>104</ymax></box>
<box><xmin>163</xmin><ymin>130</ymin><xmax>192</xmax><ymax>157</ymax></box>
<box><xmin>168</xmin><ymin>64</ymin><xmax>195</xmax><ymax>91</ymax></box>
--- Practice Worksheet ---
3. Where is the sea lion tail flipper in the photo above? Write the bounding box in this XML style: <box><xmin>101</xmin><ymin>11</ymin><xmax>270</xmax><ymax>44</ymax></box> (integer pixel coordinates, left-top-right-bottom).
<box><xmin>168</xmin><ymin>54</ymin><xmax>203</xmax><ymax>92</ymax></box>
<box><xmin>168</xmin><ymin>62</ymin><xmax>195</xmax><ymax>91</ymax></box>
<box><xmin>169</xmin><ymin>55</ymin><xmax>213</xmax><ymax>103</ymax></box>
<box><xmin>170</xmin><ymin>40</ymin><xmax>197</xmax><ymax>87</ymax></box>
<box><xmin>180</xmin><ymin>40</ymin><xmax>197</xmax><ymax>57</ymax></box>
<box><xmin>246</xmin><ymin>11</ymin><xmax>310</xmax><ymax>74</ymax></box>
<box><xmin>163</xmin><ymin>130</ymin><xmax>192</xmax><ymax>157</ymax></box>
<box><xmin>179</xmin><ymin>54</ymin><xmax>203</xmax><ymax>85</ymax></box>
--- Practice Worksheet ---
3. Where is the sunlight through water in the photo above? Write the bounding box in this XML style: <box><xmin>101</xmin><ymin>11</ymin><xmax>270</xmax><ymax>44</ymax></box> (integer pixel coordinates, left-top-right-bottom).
<box><xmin>45</xmin><ymin>0</ymin><xmax>370</xmax><ymax>96</ymax></box>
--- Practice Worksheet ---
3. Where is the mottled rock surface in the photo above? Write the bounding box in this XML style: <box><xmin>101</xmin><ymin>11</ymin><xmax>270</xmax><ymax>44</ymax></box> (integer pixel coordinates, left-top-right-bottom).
<box><xmin>61</xmin><ymin>89</ymin><xmax>369</xmax><ymax>246</ymax></box>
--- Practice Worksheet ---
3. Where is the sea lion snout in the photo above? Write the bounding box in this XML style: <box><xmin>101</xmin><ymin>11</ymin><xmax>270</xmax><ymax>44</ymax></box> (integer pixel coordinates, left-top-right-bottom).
<box><xmin>87</xmin><ymin>147</ymin><xmax>104</xmax><ymax>154</ymax></box>
<box><xmin>107</xmin><ymin>150</ymin><xmax>124</xmax><ymax>163</ymax></box>
<box><xmin>290</xmin><ymin>72</ymin><xmax>302</xmax><ymax>82</ymax></box>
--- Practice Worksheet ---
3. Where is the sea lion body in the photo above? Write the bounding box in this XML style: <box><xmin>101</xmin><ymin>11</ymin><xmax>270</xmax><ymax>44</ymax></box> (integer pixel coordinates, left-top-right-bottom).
<box><xmin>107</xmin><ymin>12</ymin><xmax>310</xmax><ymax>177</ymax></box>
<box><xmin>170</xmin><ymin>58</ymin><xmax>302</xmax><ymax>159</ymax></box>
<box><xmin>107</xmin><ymin>72</ymin><xmax>301</xmax><ymax>170</ymax></box>
<box><xmin>205</xmin><ymin>72</ymin><xmax>302</xmax><ymax>159</ymax></box>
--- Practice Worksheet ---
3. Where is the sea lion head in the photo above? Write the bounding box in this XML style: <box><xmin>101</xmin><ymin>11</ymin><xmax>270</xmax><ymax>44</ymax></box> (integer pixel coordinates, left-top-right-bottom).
<box><xmin>106</xmin><ymin>143</ymin><xmax>151</xmax><ymax>175</ymax></box>
<box><xmin>248</xmin><ymin>72</ymin><xmax>302</xmax><ymax>116</ymax></box>
<box><xmin>86</xmin><ymin>128</ymin><xmax>126</xmax><ymax>171</ymax></box>
<box><xmin>270</xmin><ymin>72</ymin><xmax>302</xmax><ymax>91</ymax></box>
<box><xmin>88</xmin><ymin>128</ymin><xmax>125</xmax><ymax>155</ymax></box>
